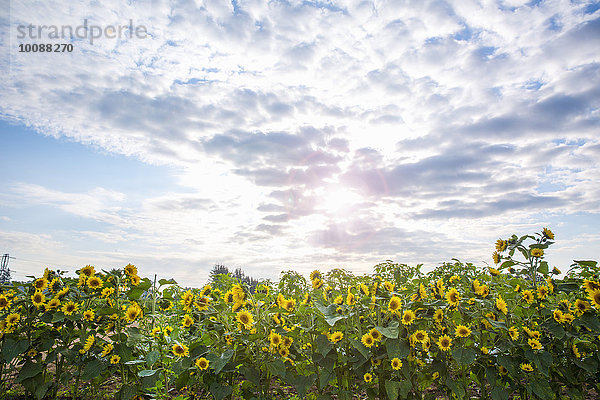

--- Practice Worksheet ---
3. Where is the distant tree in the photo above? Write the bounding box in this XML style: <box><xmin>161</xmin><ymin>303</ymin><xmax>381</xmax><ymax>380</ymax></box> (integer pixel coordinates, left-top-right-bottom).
<box><xmin>209</xmin><ymin>264</ymin><xmax>260</xmax><ymax>291</ymax></box>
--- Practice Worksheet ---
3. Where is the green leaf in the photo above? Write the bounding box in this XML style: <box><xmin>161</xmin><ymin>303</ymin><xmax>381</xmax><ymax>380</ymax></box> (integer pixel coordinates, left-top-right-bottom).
<box><xmin>542</xmin><ymin>320</ymin><xmax>565</xmax><ymax>339</ymax></box>
<box><xmin>290</xmin><ymin>373</ymin><xmax>316</xmax><ymax>398</ymax></box>
<box><xmin>500</xmin><ymin>260</ymin><xmax>516</xmax><ymax>269</ymax></box>
<box><xmin>580</xmin><ymin>313</ymin><xmax>600</xmax><ymax>332</ymax></box>
<box><xmin>376</xmin><ymin>322</ymin><xmax>399</xmax><ymax>339</ymax></box>
<box><xmin>385</xmin><ymin>380</ymin><xmax>401</xmax><ymax>400</ymax></box>
<box><xmin>126</xmin><ymin>327</ymin><xmax>143</xmax><ymax>346</ymax></box>
<box><xmin>51</xmin><ymin>311</ymin><xmax>66</xmax><ymax>323</ymax></box>
<box><xmin>159</xmin><ymin>278</ymin><xmax>177</xmax><ymax>286</ymax></box>
<box><xmin>452</xmin><ymin>347</ymin><xmax>477</xmax><ymax>366</ymax></box>
<box><xmin>386</xmin><ymin>339</ymin><xmax>410</xmax><ymax>359</ymax></box>
<box><xmin>555</xmin><ymin>282</ymin><xmax>580</xmax><ymax>294</ymax></box>
<box><xmin>2</xmin><ymin>338</ymin><xmax>29</xmax><ymax>363</ymax></box>
<box><xmin>573</xmin><ymin>357</ymin><xmax>598</xmax><ymax>374</ymax></box>
<box><xmin>175</xmin><ymin>370</ymin><xmax>190</xmax><ymax>390</ymax></box>
<box><xmin>146</xmin><ymin>350</ymin><xmax>160</xmax><ymax>367</ymax></box>
<box><xmin>537</xmin><ymin>261</ymin><xmax>548</xmax><ymax>275</ymax></box>
<box><xmin>81</xmin><ymin>359</ymin><xmax>107</xmax><ymax>380</ymax></box>
<box><xmin>496</xmin><ymin>355</ymin><xmax>518</xmax><ymax>376</ymax></box>
<box><xmin>138</xmin><ymin>369</ymin><xmax>159</xmax><ymax>377</ymax></box>
<box><xmin>17</xmin><ymin>361</ymin><xmax>43</xmax><ymax>383</ymax></box>
<box><xmin>574</xmin><ymin>260</ymin><xmax>597</xmax><ymax>268</ymax></box>
<box><xmin>315</xmin><ymin>334</ymin><xmax>334</xmax><ymax>357</ymax></box>
<box><xmin>209</xmin><ymin>383</ymin><xmax>233</xmax><ymax>400</ymax></box>
<box><xmin>127</xmin><ymin>287</ymin><xmax>144</xmax><ymax>300</ymax></box>
<box><xmin>487</xmin><ymin>319</ymin><xmax>507</xmax><ymax>330</ymax></box>
<box><xmin>266</xmin><ymin>359</ymin><xmax>286</xmax><ymax>378</ymax></box>
<box><xmin>350</xmin><ymin>338</ymin><xmax>369</xmax><ymax>360</ymax></box>
<box><xmin>529</xmin><ymin>350</ymin><xmax>552</xmax><ymax>377</ymax></box>
<box><xmin>446</xmin><ymin>378</ymin><xmax>466</xmax><ymax>399</ymax></box>
<box><xmin>529</xmin><ymin>380</ymin><xmax>554</xmax><ymax>400</ymax></box>
<box><xmin>490</xmin><ymin>386</ymin><xmax>509</xmax><ymax>400</ymax></box>
<box><xmin>239</xmin><ymin>365</ymin><xmax>261</xmax><ymax>387</ymax></box>
<box><xmin>117</xmin><ymin>384</ymin><xmax>137</xmax><ymax>400</ymax></box>
<box><xmin>206</xmin><ymin>349</ymin><xmax>234</xmax><ymax>374</ymax></box>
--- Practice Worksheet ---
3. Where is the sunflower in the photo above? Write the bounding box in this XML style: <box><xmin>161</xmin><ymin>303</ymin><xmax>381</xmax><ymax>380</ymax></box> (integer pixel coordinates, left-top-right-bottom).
<box><xmin>496</xmin><ymin>295</ymin><xmax>508</xmax><ymax>314</ymax></box>
<box><xmin>101</xmin><ymin>287</ymin><xmax>115</xmax><ymax>298</ymax></box>
<box><xmin>384</xmin><ymin>281</ymin><xmax>394</xmax><ymax>292</ymax></box>
<box><xmin>101</xmin><ymin>343</ymin><xmax>113</xmax><ymax>357</ymax></box>
<box><xmin>363</xmin><ymin>373</ymin><xmax>373</xmax><ymax>383</ymax></box>
<box><xmin>61</xmin><ymin>301</ymin><xmax>79</xmax><ymax>315</ymax></box>
<box><xmin>437</xmin><ymin>335</ymin><xmax>452</xmax><ymax>351</ymax></box>
<box><xmin>81</xmin><ymin>335</ymin><xmax>94</xmax><ymax>353</ymax></box>
<box><xmin>195</xmin><ymin>357</ymin><xmax>210</xmax><ymax>370</ymax></box>
<box><xmin>80</xmin><ymin>265</ymin><xmax>95</xmax><ymax>277</ymax></box>
<box><xmin>542</xmin><ymin>228</ymin><xmax>554</xmax><ymax>240</ymax></box>
<box><xmin>572</xmin><ymin>344</ymin><xmax>581</xmax><ymax>358</ymax></box>
<box><xmin>33</xmin><ymin>277</ymin><xmax>48</xmax><ymax>291</ymax></box>
<box><xmin>312</xmin><ymin>278</ymin><xmax>324</xmax><ymax>289</ymax></box>
<box><xmin>369</xmin><ymin>328</ymin><xmax>382</xmax><ymax>342</ymax></box>
<box><xmin>498</xmin><ymin>366</ymin><xmax>508</xmax><ymax>376</ymax></box>
<box><xmin>282</xmin><ymin>336</ymin><xmax>293</xmax><ymax>348</ymax></box>
<box><xmin>159</xmin><ymin>299</ymin><xmax>174</xmax><ymax>311</ymax></box>
<box><xmin>492</xmin><ymin>252</ymin><xmax>501</xmax><ymax>264</ymax></box>
<box><xmin>334</xmin><ymin>295</ymin><xmax>343</xmax><ymax>305</ymax></box>
<box><xmin>521</xmin><ymin>290</ymin><xmax>534</xmax><ymax>304</ymax></box>
<box><xmin>45</xmin><ymin>297</ymin><xmax>60</xmax><ymax>311</ymax></box>
<box><xmin>553</xmin><ymin>309</ymin><xmax>563</xmax><ymax>323</ymax></box>
<box><xmin>83</xmin><ymin>309</ymin><xmax>95</xmax><ymax>322</ymax></box>
<box><xmin>31</xmin><ymin>291</ymin><xmax>46</xmax><ymax>308</ymax></box>
<box><xmin>489</xmin><ymin>267</ymin><xmax>500</xmax><ymax>276</ymax></box>
<box><xmin>151</xmin><ymin>327</ymin><xmax>162</xmax><ymax>337</ymax></box>
<box><xmin>530</xmin><ymin>248</ymin><xmax>544</xmax><ymax>258</ymax></box>
<box><xmin>588</xmin><ymin>289</ymin><xmax>600</xmax><ymax>308</ymax></box>
<box><xmin>125</xmin><ymin>304</ymin><xmax>143</xmax><ymax>322</ymax></box>
<box><xmin>414</xmin><ymin>330</ymin><xmax>429</xmax><ymax>343</ymax></box>
<box><xmin>433</xmin><ymin>309</ymin><xmax>444</xmax><ymax>323</ymax></box>
<box><xmin>508</xmin><ymin>326</ymin><xmax>519</xmax><ymax>340</ymax></box>
<box><xmin>446</xmin><ymin>288</ymin><xmax>460</xmax><ymax>307</ymax></box>
<box><xmin>520</xmin><ymin>363</ymin><xmax>533</xmax><ymax>372</ymax></box>
<box><xmin>360</xmin><ymin>284</ymin><xmax>370</xmax><ymax>296</ymax></box>
<box><xmin>269</xmin><ymin>332</ymin><xmax>282</xmax><ymax>347</ymax></box>
<box><xmin>6</xmin><ymin>313</ymin><xmax>20</xmax><ymax>326</ymax></box>
<box><xmin>361</xmin><ymin>333</ymin><xmax>375</xmax><ymax>348</ymax></box>
<box><xmin>537</xmin><ymin>285</ymin><xmax>549</xmax><ymax>300</ymax></box>
<box><xmin>181</xmin><ymin>314</ymin><xmax>194</xmax><ymax>328</ymax></box>
<box><xmin>391</xmin><ymin>357</ymin><xmax>402</xmax><ymax>370</ymax></box>
<box><xmin>130</xmin><ymin>275</ymin><xmax>141</xmax><ymax>286</ymax></box>
<box><xmin>481</xmin><ymin>347</ymin><xmax>489</xmax><ymax>354</ymax></box>
<box><xmin>495</xmin><ymin>239</ymin><xmax>508</xmax><ymax>252</ymax></box>
<box><xmin>172</xmin><ymin>343</ymin><xmax>189</xmax><ymax>357</ymax></box>
<box><xmin>237</xmin><ymin>310</ymin><xmax>254</xmax><ymax>329</ymax></box>
<box><xmin>455</xmin><ymin>325</ymin><xmax>471</xmax><ymax>338</ymax></box>
<box><xmin>402</xmin><ymin>310</ymin><xmax>416</xmax><ymax>326</ymax></box>
<box><xmin>528</xmin><ymin>338</ymin><xmax>542</xmax><ymax>350</ymax></box>
<box><xmin>388</xmin><ymin>296</ymin><xmax>402</xmax><ymax>313</ymax></box>
<box><xmin>346</xmin><ymin>292</ymin><xmax>356</xmax><ymax>306</ymax></box>
<box><xmin>0</xmin><ymin>295</ymin><xmax>12</xmax><ymax>310</ymax></box>
<box><xmin>574</xmin><ymin>299</ymin><xmax>590</xmax><ymax>315</ymax></box>
<box><xmin>330</xmin><ymin>331</ymin><xmax>343</xmax><ymax>343</ymax></box>
<box><xmin>57</xmin><ymin>286</ymin><xmax>69</xmax><ymax>298</ymax></box>
<box><xmin>124</xmin><ymin>263</ymin><xmax>138</xmax><ymax>276</ymax></box>
<box><xmin>278</xmin><ymin>347</ymin><xmax>290</xmax><ymax>358</ymax></box>
<box><xmin>583</xmin><ymin>280</ymin><xmax>600</xmax><ymax>294</ymax></box>
<box><xmin>310</xmin><ymin>270</ymin><xmax>321</xmax><ymax>281</ymax></box>
<box><xmin>163</xmin><ymin>326</ymin><xmax>173</xmax><ymax>335</ymax></box>
<box><xmin>86</xmin><ymin>275</ymin><xmax>103</xmax><ymax>290</ymax></box>
<box><xmin>110</xmin><ymin>354</ymin><xmax>121</xmax><ymax>364</ymax></box>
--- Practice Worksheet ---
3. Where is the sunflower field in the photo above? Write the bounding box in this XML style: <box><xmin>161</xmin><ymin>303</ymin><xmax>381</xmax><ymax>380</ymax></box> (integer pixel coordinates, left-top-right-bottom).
<box><xmin>1</xmin><ymin>228</ymin><xmax>600</xmax><ymax>400</ymax></box>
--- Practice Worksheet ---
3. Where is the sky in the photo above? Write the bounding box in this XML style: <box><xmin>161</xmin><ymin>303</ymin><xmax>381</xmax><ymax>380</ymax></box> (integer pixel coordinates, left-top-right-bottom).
<box><xmin>0</xmin><ymin>0</ymin><xmax>599</xmax><ymax>287</ymax></box>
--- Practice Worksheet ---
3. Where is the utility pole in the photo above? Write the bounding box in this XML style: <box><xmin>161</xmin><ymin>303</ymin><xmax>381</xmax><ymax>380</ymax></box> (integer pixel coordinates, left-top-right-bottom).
<box><xmin>0</xmin><ymin>254</ymin><xmax>11</xmax><ymax>285</ymax></box>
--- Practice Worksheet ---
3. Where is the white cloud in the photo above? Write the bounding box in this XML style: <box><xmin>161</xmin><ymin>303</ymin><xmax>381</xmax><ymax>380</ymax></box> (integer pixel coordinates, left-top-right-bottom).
<box><xmin>1</xmin><ymin>0</ymin><xmax>599</xmax><ymax>285</ymax></box>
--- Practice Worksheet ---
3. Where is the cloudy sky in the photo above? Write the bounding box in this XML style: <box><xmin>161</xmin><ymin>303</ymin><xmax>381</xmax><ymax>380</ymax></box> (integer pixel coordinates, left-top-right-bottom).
<box><xmin>1</xmin><ymin>0</ymin><xmax>599</xmax><ymax>286</ymax></box>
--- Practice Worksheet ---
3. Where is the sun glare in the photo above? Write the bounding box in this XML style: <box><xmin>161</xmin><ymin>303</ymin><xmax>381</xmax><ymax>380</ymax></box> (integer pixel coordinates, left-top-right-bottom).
<box><xmin>319</xmin><ymin>186</ymin><xmax>362</xmax><ymax>215</ymax></box>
